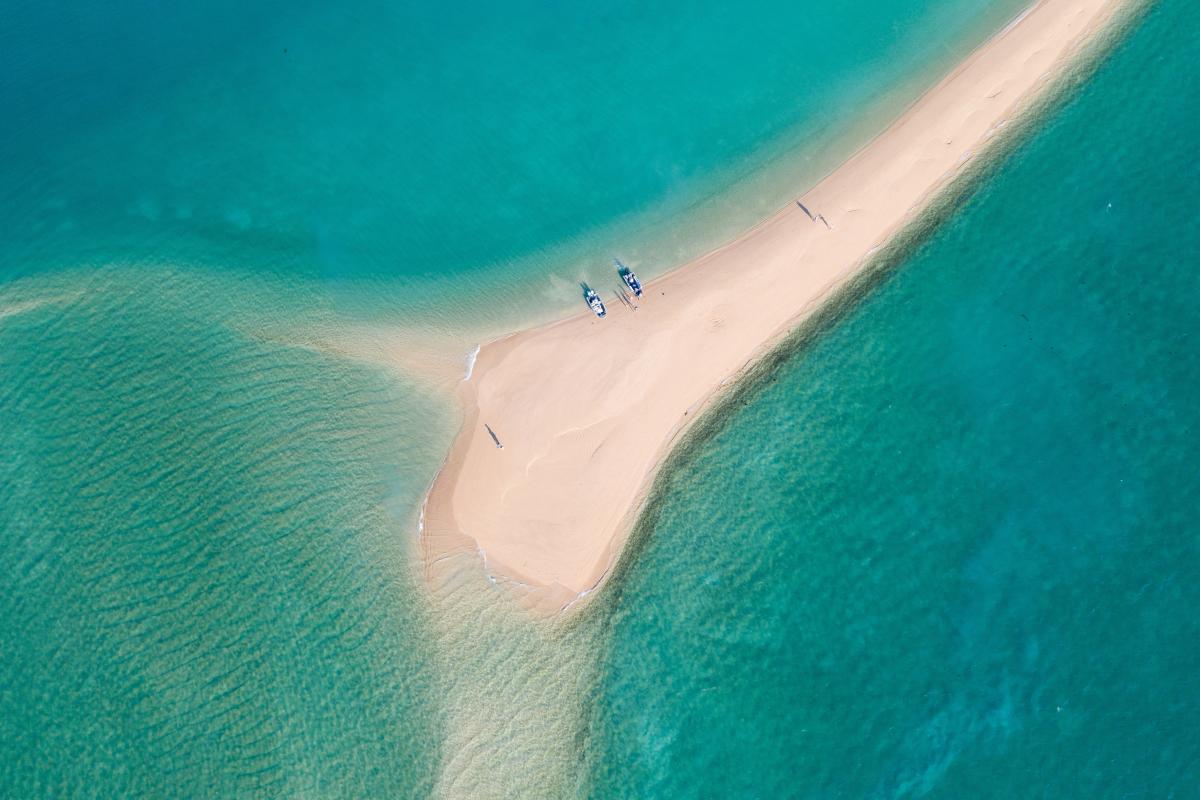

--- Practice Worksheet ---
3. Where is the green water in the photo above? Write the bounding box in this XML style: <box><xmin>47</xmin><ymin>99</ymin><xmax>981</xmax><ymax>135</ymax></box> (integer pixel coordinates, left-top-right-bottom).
<box><xmin>0</xmin><ymin>271</ymin><xmax>455</xmax><ymax>795</ymax></box>
<box><xmin>586</xmin><ymin>1</ymin><xmax>1198</xmax><ymax>796</ymax></box>
<box><xmin>2</xmin><ymin>0</ymin><xmax>1193</xmax><ymax>796</ymax></box>
<box><xmin>2</xmin><ymin>0</ymin><xmax>1030</xmax><ymax>327</ymax></box>
<box><xmin>2</xmin><ymin>0</ymin><xmax>1038</xmax><ymax>795</ymax></box>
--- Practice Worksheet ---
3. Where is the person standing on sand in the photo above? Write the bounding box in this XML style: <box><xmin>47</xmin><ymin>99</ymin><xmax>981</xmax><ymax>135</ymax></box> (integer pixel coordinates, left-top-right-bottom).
<box><xmin>485</xmin><ymin>424</ymin><xmax>503</xmax><ymax>449</ymax></box>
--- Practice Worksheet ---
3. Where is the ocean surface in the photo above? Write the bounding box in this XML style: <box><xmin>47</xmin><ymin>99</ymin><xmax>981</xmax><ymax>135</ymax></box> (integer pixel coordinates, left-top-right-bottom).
<box><xmin>1</xmin><ymin>0</ymin><xmax>1032</xmax><ymax>329</ymax></box>
<box><xmin>1</xmin><ymin>0</ymin><xmax>1194</xmax><ymax>796</ymax></box>
<box><xmin>585</xmin><ymin>1</ymin><xmax>1199</xmax><ymax>797</ymax></box>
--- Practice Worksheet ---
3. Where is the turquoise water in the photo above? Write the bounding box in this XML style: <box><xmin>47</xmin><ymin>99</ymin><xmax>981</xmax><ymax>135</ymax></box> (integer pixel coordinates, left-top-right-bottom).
<box><xmin>586</xmin><ymin>1</ymin><xmax>1199</xmax><ymax>796</ymax></box>
<box><xmin>1</xmin><ymin>0</ymin><xmax>1191</xmax><ymax>796</ymax></box>
<box><xmin>1</xmin><ymin>1</ymin><xmax>1037</xmax><ymax>795</ymax></box>
<box><xmin>2</xmin><ymin>0</ymin><xmax>1029</xmax><ymax>325</ymax></box>
<box><xmin>0</xmin><ymin>274</ymin><xmax>455</xmax><ymax>795</ymax></box>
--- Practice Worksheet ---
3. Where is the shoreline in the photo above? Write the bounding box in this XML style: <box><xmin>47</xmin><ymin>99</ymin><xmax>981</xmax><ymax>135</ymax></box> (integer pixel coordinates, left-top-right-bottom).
<box><xmin>421</xmin><ymin>0</ymin><xmax>1141</xmax><ymax>614</ymax></box>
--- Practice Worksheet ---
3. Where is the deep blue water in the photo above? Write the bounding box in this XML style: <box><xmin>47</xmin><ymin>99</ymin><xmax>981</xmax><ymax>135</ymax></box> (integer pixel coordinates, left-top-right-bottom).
<box><xmin>587</xmin><ymin>2</ymin><xmax>1199</xmax><ymax>796</ymax></box>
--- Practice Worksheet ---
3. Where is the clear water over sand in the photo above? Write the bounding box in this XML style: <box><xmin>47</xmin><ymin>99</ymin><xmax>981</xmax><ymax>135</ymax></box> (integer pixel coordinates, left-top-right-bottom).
<box><xmin>2</xmin><ymin>0</ymin><xmax>1193</xmax><ymax>796</ymax></box>
<box><xmin>3</xmin><ymin>0</ymin><xmax>1029</xmax><ymax>326</ymax></box>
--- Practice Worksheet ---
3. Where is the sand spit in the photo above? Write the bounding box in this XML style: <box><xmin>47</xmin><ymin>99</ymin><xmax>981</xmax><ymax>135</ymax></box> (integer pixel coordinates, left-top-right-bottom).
<box><xmin>422</xmin><ymin>0</ymin><xmax>1139</xmax><ymax>612</ymax></box>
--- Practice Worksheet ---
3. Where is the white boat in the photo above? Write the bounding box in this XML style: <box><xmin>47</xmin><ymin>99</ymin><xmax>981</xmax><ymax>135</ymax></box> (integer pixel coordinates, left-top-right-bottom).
<box><xmin>584</xmin><ymin>286</ymin><xmax>607</xmax><ymax>318</ymax></box>
<box><xmin>615</xmin><ymin>259</ymin><xmax>643</xmax><ymax>297</ymax></box>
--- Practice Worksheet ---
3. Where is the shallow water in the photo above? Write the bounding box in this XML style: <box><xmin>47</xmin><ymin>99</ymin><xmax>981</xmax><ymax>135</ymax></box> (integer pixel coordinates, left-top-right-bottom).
<box><xmin>0</xmin><ymin>0</ymin><xmax>1188</xmax><ymax>796</ymax></box>
<box><xmin>2</xmin><ymin>0</ymin><xmax>1029</xmax><ymax>328</ymax></box>
<box><xmin>0</xmin><ymin>270</ymin><xmax>455</xmax><ymax>795</ymax></box>
<box><xmin>585</xmin><ymin>2</ymin><xmax>1199</xmax><ymax>796</ymax></box>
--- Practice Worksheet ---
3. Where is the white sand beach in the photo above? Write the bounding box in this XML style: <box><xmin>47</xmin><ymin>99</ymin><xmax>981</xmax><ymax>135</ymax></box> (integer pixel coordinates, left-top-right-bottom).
<box><xmin>421</xmin><ymin>0</ymin><xmax>1136</xmax><ymax>612</ymax></box>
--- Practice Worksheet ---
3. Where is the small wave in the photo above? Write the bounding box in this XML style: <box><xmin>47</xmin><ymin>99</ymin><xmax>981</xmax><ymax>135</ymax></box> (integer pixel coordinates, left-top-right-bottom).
<box><xmin>1000</xmin><ymin>6</ymin><xmax>1034</xmax><ymax>37</ymax></box>
<box><xmin>559</xmin><ymin>586</ymin><xmax>593</xmax><ymax>613</ymax></box>
<box><xmin>476</xmin><ymin>544</ymin><xmax>498</xmax><ymax>585</ymax></box>
<box><xmin>463</xmin><ymin>345</ymin><xmax>480</xmax><ymax>381</ymax></box>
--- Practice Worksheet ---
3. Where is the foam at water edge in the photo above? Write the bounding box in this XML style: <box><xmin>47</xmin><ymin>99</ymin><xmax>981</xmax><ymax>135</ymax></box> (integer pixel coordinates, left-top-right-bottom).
<box><xmin>463</xmin><ymin>345</ymin><xmax>480</xmax><ymax>381</ymax></box>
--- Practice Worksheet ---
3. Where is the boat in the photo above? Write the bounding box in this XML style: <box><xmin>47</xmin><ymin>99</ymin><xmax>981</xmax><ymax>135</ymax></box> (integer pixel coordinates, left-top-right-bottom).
<box><xmin>584</xmin><ymin>286</ymin><xmax>607</xmax><ymax>318</ymax></box>
<box><xmin>615</xmin><ymin>259</ymin><xmax>643</xmax><ymax>297</ymax></box>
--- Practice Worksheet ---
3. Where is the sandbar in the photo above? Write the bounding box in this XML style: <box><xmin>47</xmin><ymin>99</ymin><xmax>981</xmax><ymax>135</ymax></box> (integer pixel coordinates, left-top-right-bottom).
<box><xmin>421</xmin><ymin>0</ymin><xmax>1136</xmax><ymax>612</ymax></box>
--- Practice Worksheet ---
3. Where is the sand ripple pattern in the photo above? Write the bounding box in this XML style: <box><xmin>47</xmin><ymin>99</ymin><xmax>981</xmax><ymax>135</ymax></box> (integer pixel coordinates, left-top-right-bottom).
<box><xmin>0</xmin><ymin>271</ymin><xmax>450</xmax><ymax>797</ymax></box>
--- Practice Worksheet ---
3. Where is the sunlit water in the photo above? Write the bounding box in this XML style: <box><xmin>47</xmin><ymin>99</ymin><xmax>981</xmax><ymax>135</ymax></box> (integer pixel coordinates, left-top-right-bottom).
<box><xmin>585</xmin><ymin>2</ymin><xmax>1197</xmax><ymax>796</ymax></box>
<box><xmin>1</xmin><ymin>0</ymin><xmax>1188</xmax><ymax>797</ymax></box>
